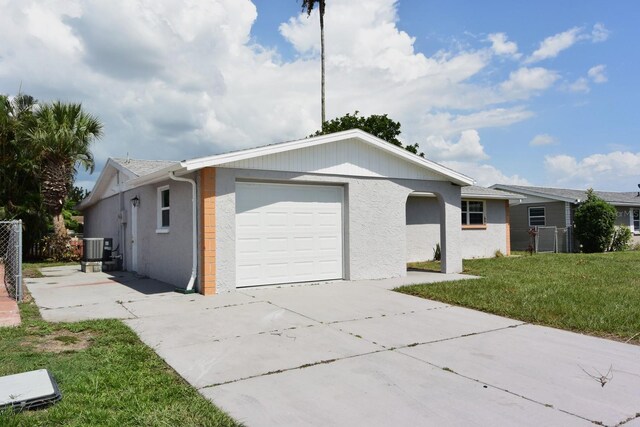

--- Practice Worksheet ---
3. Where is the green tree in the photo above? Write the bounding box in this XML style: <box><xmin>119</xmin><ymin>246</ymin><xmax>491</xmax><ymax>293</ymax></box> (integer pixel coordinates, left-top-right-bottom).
<box><xmin>29</xmin><ymin>102</ymin><xmax>103</xmax><ymax>237</ymax></box>
<box><xmin>301</xmin><ymin>0</ymin><xmax>326</xmax><ymax>124</ymax></box>
<box><xmin>574</xmin><ymin>189</ymin><xmax>617</xmax><ymax>253</ymax></box>
<box><xmin>311</xmin><ymin>111</ymin><xmax>424</xmax><ymax>156</ymax></box>
<box><xmin>0</xmin><ymin>94</ymin><xmax>49</xmax><ymax>249</ymax></box>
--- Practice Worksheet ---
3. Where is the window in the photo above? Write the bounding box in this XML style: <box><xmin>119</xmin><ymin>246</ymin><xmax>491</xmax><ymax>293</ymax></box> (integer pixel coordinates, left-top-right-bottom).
<box><xmin>461</xmin><ymin>200</ymin><xmax>485</xmax><ymax>226</ymax></box>
<box><xmin>633</xmin><ymin>208</ymin><xmax>639</xmax><ymax>233</ymax></box>
<box><xmin>528</xmin><ymin>207</ymin><xmax>546</xmax><ymax>226</ymax></box>
<box><xmin>157</xmin><ymin>186</ymin><xmax>170</xmax><ymax>232</ymax></box>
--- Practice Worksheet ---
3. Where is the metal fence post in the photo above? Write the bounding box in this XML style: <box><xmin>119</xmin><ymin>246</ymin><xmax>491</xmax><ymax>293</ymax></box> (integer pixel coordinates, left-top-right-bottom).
<box><xmin>15</xmin><ymin>220</ymin><xmax>23</xmax><ymax>302</ymax></box>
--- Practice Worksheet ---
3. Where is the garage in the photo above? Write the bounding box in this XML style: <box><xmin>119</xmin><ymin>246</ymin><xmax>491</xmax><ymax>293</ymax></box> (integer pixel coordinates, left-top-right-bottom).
<box><xmin>235</xmin><ymin>182</ymin><xmax>344</xmax><ymax>287</ymax></box>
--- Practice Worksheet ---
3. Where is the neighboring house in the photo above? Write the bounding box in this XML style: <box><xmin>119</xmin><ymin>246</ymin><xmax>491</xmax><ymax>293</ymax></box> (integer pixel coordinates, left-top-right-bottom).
<box><xmin>406</xmin><ymin>186</ymin><xmax>523</xmax><ymax>261</ymax></box>
<box><xmin>79</xmin><ymin>129</ymin><xmax>505</xmax><ymax>295</ymax></box>
<box><xmin>491</xmin><ymin>184</ymin><xmax>640</xmax><ymax>251</ymax></box>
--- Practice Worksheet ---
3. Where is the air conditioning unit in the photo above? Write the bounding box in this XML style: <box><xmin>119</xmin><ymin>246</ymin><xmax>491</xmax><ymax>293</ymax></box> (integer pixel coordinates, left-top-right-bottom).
<box><xmin>83</xmin><ymin>238</ymin><xmax>104</xmax><ymax>262</ymax></box>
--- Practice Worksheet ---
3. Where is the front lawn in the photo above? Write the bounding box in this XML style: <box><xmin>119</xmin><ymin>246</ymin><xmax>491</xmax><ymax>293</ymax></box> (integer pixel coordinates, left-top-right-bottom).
<box><xmin>0</xmin><ymin>291</ymin><xmax>239</xmax><ymax>426</ymax></box>
<box><xmin>399</xmin><ymin>251</ymin><xmax>640</xmax><ymax>344</ymax></box>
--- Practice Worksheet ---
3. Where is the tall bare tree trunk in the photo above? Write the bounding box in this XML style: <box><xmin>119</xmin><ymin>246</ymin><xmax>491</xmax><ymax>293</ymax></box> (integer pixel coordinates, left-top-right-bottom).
<box><xmin>319</xmin><ymin>0</ymin><xmax>326</xmax><ymax>126</ymax></box>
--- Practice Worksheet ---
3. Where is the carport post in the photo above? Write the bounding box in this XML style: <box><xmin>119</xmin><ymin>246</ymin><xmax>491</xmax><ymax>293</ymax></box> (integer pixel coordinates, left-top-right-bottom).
<box><xmin>439</xmin><ymin>194</ymin><xmax>463</xmax><ymax>274</ymax></box>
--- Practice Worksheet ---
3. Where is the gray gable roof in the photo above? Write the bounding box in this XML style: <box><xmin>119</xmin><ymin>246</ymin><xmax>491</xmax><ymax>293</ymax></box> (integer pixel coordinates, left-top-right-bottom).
<box><xmin>492</xmin><ymin>184</ymin><xmax>640</xmax><ymax>206</ymax></box>
<box><xmin>112</xmin><ymin>158</ymin><xmax>180</xmax><ymax>177</ymax></box>
<box><xmin>461</xmin><ymin>185</ymin><xmax>523</xmax><ymax>200</ymax></box>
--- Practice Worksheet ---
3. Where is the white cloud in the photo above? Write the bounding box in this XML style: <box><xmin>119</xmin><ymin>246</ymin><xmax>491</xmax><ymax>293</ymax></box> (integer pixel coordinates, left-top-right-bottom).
<box><xmin>568</xmin><ymin>77</ymin><xmax>590</xmax><ymax>93</ymax></box>
<box><xmin>588</xmin><ymin>64</ymin><xmax>607</xmax><ymax>83</ymax></box>
<box><xmin>525</xmin><ymin>24</ymin><xmax>610</xmax><ymax>64</ymax></box>
<box><xmin>420</xmin><ymin>107</ymin><xmax>533</xmax><ymax>138</ymax></box>
<box><xmin>525</xmin><ymin>27</ymin><xmax>583</xmax><ymax>63</ymax></box>
<box><xmin>423</xmin><ymin>130</ymin><xmax>531</xmax><ymax>187</ymax></box>
<box><xmin>0</xmin><ymin>0</ymin><xmax>568</xmax><ymax>189</ymax></box>
<box><xmin>591</xmin><ymin>23</ymin><xmax>610</xmax><ymax>43</ymax></box>
<box><xmin>500</xmin><ymin>67</ymin><xmax>559</xmax><ymax>98</ymax></box>
<box><xmin>545</xmin><ymin>151</ymin><xmax>640</xmax><ymax>190</ymax></box>
<box><xmin>423</xmin><ymin>130</ymin><xmax>489</xmax><ymax>162</ymax></box>
<box><xmin>487</xmin><ymin>32</ymin><xmax>520</xmax><ymax>58</ymax></box>
<box><xmin>442</xmin><ymin>161</ymin><xmax>531</xmax><ymax>187</ymax></box>
<box><xmin>529</xmin><ymin>134</ymin><xmax>556</xmax><ymax>146</ymax></box>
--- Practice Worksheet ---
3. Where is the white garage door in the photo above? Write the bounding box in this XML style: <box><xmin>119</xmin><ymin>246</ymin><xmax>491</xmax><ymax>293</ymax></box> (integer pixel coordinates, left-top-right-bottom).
<box><xmin>236</xmin><ymin>182</ymin><xmax>344</xmax><ymax>287</ymax></box>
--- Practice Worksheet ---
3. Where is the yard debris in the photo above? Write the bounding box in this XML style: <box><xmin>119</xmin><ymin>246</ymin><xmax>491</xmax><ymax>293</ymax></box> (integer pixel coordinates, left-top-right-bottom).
<box><xmin>579</xmin><ymin>364</ymin><xmax>613</xmax><ymax>388</ymax></box>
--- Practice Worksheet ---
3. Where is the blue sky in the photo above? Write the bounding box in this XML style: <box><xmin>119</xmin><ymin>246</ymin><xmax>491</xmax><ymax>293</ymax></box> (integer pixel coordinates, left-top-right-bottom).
<box><xmin>1</xmin><ymin>0</ymin><xmax>638</xmax><ymax>191</ymax></box>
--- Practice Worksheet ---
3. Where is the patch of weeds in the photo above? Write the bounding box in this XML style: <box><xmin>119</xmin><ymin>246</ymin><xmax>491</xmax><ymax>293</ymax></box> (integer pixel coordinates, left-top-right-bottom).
<box><xmin>442</xmin><ymin>367</ymin><xmax>455</xmax><ymax>373</ymax></box>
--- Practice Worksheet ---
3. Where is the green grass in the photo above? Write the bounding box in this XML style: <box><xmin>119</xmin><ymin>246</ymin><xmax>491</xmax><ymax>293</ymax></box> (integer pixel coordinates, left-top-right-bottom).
<box><xmin>399</xmin><ymin>251</ymin><xmax>640</xmax><ymax>344</ymax></box>
<box><xmin>0</xmin><ymin>294</ymin><xmax>239</xmax><ymax>426</ymax></box>
<box><xmin>22</xmin><ymin>262</ymin><xmax>77</xmax><ymax>278</ymax></box>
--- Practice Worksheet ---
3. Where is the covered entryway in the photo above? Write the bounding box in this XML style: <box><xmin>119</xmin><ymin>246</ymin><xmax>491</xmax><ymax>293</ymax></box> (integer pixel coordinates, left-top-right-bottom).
<box><xmin>235</xmin><ymin>182</ymin><xmax>344</xmax><ymax>287</ymax></box>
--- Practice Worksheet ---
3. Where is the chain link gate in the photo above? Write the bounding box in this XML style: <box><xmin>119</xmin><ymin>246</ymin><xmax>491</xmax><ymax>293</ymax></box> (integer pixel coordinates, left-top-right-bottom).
<box><xmin>0</xmin><ymin>220</ymin><xmax>23</xmax><ymax>301</ymax></box>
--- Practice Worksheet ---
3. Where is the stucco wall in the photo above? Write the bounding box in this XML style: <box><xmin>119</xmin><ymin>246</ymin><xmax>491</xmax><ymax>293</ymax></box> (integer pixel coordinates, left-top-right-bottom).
<box><xmin>406</xmin><ymin>197</ymin><xmax>508</xmax><ymax>261</ymax></box>
<box><xmin>120</xmin><ymin>175</ymin><xmax>195</xmax><ymax>288</ymax></box>
<box><xmin>84</xmin><ymin>174</ymin><xmax>196</xmax><ymax>287</ymax></box>
<box><xmin>405</xmin><ymin>197</ymin><xmax>440</xmax><ymax>262</ymax></box>
<box><xmin>83</xmin><ymin>193</ymin><xmax>122</xmax><ymax>253</ymax></box>
<box><xmin>215</xmin><ymin>168</ymin><xmax>462</xmax><ymax>292</ymax></box>
<box><xmin>461</xmin><ymin>200</ymin><xmax>508</xmax><ymax>258</ymax></box>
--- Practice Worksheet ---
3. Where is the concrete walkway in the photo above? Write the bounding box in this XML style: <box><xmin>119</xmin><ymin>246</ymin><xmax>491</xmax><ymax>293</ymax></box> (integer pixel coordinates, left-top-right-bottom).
<box><xmin>27</xmin><ymin>266</ymin><xmax>640</xmax><ymax>427</ymax></box>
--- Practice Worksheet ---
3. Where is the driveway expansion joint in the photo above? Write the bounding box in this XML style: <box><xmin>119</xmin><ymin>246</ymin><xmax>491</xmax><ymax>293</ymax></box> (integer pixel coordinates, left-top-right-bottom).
<box><xmin>396</xmin><ymin>345</ymin><xmax>603</xmax><ymax>426</ymax></box>
<box><xmin>198</xmin><ymin>349</ymin><xmax>388</xmax><ymax>390</ymax></box>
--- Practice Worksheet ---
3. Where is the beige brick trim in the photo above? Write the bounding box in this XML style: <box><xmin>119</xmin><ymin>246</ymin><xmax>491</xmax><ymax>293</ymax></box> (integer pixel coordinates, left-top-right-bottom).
<box><xmin>200</xmin><ymin>168</ymin><xmax>216</xmax><ymax>295</ymax></box>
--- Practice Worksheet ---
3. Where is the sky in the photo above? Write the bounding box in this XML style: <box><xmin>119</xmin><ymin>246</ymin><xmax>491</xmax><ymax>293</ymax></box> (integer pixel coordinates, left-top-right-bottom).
<box><xmin>1</xmin><ymin>0</ymin><xmax>639</xmax><ymax>191</ymax></box>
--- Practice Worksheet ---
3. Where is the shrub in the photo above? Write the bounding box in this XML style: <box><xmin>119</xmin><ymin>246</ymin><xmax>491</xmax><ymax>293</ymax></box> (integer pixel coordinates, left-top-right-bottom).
<box><xmin>574</xmin><ymin>189</ymin><xmax>617</xmax><ymax>253</ymax></box>
<box><xmin>433</xmin><ymin>243</ymin><xmax>441</xmax><ymax>261</ymax></box>
<box><xmin>610</xmin><ymin>226</ymin><xmax>632</xmax><ymax>251</ymax></box>
<box><xmin>41</xmin><ymin>234</ymin><xmax>81</xmax><ymax>262</ymax></box>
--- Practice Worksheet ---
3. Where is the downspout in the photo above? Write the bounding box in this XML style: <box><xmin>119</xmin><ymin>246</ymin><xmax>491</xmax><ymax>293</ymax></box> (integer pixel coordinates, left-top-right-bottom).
<box><xmin>169</xmin><ymin>171</ymin><xmax>197</xmax><ymax>292</ymax></box>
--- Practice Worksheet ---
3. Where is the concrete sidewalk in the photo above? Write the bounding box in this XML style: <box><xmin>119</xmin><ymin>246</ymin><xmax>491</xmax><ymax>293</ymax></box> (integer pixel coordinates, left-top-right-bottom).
<box><xmin>27</xmin><ymin>266</ymin><xmax>640</xmax><ymax>426</ymax></box>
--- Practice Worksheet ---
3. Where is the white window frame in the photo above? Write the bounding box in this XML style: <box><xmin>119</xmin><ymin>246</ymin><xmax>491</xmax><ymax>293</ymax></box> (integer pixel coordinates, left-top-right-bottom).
<box><xmin>528</xmin><ymin>206</ymin><xmax>546</xmax><ymax>227</ymax></box>
<box><xmin>461</xmin><ymin>199</ymin><xmax>486</xmax><ymax>226</ymax></box>
<box><xmin>156</xmin><ymin>185</ymin><xmax>170</xmax><ymax>233</ymax></box>
<box><xmin>632</xmin><ymin>208</ymin><xmax>640</xmax><ymax>234</ymax></box>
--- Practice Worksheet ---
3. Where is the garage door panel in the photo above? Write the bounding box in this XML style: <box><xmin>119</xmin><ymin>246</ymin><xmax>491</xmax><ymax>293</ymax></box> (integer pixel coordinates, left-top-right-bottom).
<box><xmin>236</xmin><ymin>182</ymin><xmax>344</xmax><ymax>287</ymax></box>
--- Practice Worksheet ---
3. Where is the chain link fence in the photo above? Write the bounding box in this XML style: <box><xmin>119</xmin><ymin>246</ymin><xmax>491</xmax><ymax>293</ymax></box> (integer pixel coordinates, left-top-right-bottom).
<box><xmin>0</xmin><ymin>220</ymin><xmax>23</xmax><ymax>301</ymax></box>
<box><xmin>535</xmin><ymin>226</ymin><xmax>571</xmax><ymax>253</ymax></box>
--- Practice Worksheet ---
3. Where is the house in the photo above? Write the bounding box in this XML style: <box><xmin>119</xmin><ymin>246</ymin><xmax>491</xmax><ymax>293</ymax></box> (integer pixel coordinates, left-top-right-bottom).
<box><xmin>491</xmin><ymin>184</ymin><xmax>640</xmax><ymax>251</ymax></box>
<box><xmin>406</xmin><ymin>185</ymin><xmax>523</xmax><ymax>261</ymax></box>
<box><xmin>79</xmin><ymin>129</ymin><xmax>512</xmax><ymax>295</ymax></box>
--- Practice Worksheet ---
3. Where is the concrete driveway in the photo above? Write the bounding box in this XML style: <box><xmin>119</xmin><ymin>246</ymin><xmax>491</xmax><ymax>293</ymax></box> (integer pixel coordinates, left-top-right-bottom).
<box><xmin>27</xmin><ymin>266</ymin><xmax>640</xmax><ymax>427</ymax></box>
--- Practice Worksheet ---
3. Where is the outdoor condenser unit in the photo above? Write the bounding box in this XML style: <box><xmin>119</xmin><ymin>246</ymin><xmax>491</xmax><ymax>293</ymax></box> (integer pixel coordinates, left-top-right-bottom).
<box><xmin>82</xmin><ymin>238</ymin><xmax>104</xmax><ymax>262</ymax></box>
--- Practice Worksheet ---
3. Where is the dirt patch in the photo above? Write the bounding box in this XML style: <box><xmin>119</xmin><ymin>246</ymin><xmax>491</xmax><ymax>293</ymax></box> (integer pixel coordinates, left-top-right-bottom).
<box><xmin>23</xmin><ymin>330</ymin><xmax>95</xmax><ymax>353</ymax></box>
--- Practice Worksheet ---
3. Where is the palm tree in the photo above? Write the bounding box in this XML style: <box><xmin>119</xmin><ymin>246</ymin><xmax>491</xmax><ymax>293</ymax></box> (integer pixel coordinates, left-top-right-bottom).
<box><xmin>29</xmin><ymin>102</ymin><xmax>103</xmax><ymax>237</ymax></box>
<box><xmin>301</xmin><ymin>0</ymin><xmax>326</xmax><ymax>126</ymax></box>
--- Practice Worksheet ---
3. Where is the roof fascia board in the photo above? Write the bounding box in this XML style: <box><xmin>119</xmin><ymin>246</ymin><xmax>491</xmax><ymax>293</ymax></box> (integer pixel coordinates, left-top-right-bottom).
<box><xmin>77</xmin><ymin>159</ymin><xmax>121</xmax><ymax>210</ymax></box>
<box><xmin>183</xmin><ymin>129</ymin><xmax>474</xmax><ymax>186</ymax></box>
<box><xmin>463</xmin><ymin>193</ymin><xmax>525</xmax><ymax>200</ymax></box>
<box><xmin>492</xmin><ymin>185</ymin><xmax>576</xmax><ymax>203</ymax></box>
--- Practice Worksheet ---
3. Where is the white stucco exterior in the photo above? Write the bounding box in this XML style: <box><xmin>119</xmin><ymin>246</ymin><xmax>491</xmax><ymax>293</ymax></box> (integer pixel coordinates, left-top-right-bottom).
<box><xmin>213</xmin><ymin>167</ymin><xmax>463</xmax><ymax>293</ymax></box>
<box><xmin>83</xmin><ymin>130</ymin><xmax>479</xmax><ymax>294</ymax></box>
<box><xmin>406</xmin><ymin>197</ymin><xmax>509</xmax><ymax>261</ymax></box>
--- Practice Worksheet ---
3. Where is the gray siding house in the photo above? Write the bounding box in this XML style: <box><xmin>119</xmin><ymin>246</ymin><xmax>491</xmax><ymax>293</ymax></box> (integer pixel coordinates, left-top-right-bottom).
<box><xmin>492</xmin><ymin>184</ymin><xmax>640</xmax><ymax>251</ymax></box>
<box><xmin>80</xmin><ymin>130</ymin><xmax>513</xmax><ymax>295</ymax></box>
